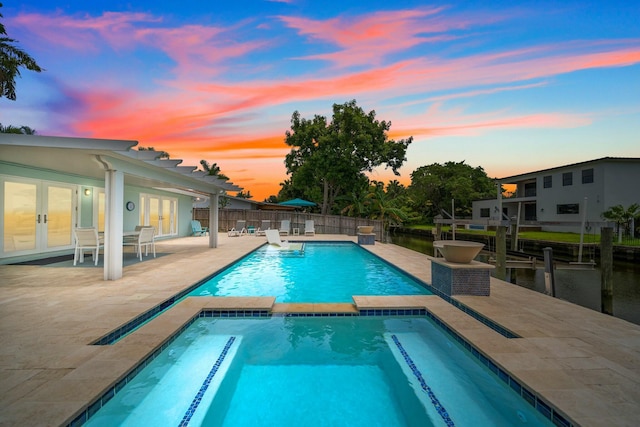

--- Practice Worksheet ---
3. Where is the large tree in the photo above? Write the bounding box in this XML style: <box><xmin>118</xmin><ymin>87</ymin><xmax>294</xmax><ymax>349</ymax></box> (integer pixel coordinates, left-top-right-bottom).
<box><xmin>408</xmin><ymin>161</ymin><xmax>496</xmax><ymax>221</ymax></box>
<box><xmin>283</xmin><ymin>100</ymin><xmax>412</xmax><ymax>215</ymax></box>
<box><xmin>1</xmin><ymin>3</ymin><xmax>43</xmax><ymax>100</ymax></box>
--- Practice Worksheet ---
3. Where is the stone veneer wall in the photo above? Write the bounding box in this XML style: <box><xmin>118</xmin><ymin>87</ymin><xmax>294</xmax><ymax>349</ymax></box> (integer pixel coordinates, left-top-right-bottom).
<box><xmin>431</xmin><ymin>261</ymin><xmax>490</xmax><ymax>296</ymax></box>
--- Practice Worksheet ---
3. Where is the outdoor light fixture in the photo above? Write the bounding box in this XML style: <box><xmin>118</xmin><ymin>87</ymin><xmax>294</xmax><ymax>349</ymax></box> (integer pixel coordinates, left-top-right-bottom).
<box><xmin>84</xmin><ymin>188</ymin><xmax>91</xmax><ymax>196</ymax></box>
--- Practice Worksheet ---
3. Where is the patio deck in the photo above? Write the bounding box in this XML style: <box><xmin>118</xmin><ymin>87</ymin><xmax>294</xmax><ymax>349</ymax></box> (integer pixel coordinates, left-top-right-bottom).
<box><xmin>0</xmin><ymin>234</ymin><xmax>638</xmax><ymax>426</ymax></box>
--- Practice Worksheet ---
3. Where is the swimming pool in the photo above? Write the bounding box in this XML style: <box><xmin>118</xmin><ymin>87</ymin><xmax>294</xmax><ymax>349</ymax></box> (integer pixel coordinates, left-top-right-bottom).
<box><xmin>85</xmin><ymin>316</ymin><xmax>553</xmax><ymax>427</ymax></box>
<box><xmin>187</xmin><ymin>242</ymin><xmax>432</xmax><ymax>302</ymax></box>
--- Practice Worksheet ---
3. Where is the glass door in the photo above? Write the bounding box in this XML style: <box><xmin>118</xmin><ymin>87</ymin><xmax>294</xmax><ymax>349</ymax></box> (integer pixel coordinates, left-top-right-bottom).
<box><xmin>1</xmin><ymin>177</ymin><xmax>76</xmax><ymax>256</ymax></box>
<box><xmin>44</xmin><ymin>184</ymin><xmax>74</xmax><ymax>249</ymax></box>
<box><xmin>2</xmin><ymin>180</ymin><xmax>38</xmax><ymax>253</ymax></box>
<box><xmin>140</xmin><ymin>194</ymin><xmax>178</xmax><ymax>237</ymax></box>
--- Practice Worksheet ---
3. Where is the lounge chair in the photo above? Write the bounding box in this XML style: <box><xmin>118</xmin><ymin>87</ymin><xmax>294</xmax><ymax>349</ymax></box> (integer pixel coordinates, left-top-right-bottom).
<box><xmin>123</xmin><ymin>227</ymin><xmax>156</xmax><ymax>261</ymax></box>
<box><xmin>265</xmin><ymin>229</ymin><xmax>289</xmax><ymax>248</ymax></box>
<box><xmin>255</xmin><ymin>220</ymin><xmax>271</xmax><ymax>236</ymax></box>
<box><xmin>228</xmin><ymin>220</ymin><xmax>246</xmax><ymax>237</ymax></box>
<box><xmin>279</xmin><ymin>219</ymin><xmax>291</xmax><ymax>236</ymax></box>
<box><xmin>191</xmin><ymin>220</ymin><xmax>209</xmax><ymax>236</ymax></box>
<box><xmin>73</xmin><ymin>227</ymin><xmax>103</xmax><ymax>266</ymax></box>
<box><xmin>304</xmin><ymin>220</ymin><xmax>315</xmax><ymax>236</ymax></box>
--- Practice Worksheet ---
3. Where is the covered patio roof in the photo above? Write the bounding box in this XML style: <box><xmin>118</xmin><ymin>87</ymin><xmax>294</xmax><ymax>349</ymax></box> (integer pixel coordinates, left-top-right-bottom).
<box><xmin>0</xmin><ymin>134</ymin><xmax>243</xmax><ymax>280</ymax></box>
<box><xmin>0</xmin><ymin>134</ymin><xmax>242</xmax><ymax>195</ymax></box>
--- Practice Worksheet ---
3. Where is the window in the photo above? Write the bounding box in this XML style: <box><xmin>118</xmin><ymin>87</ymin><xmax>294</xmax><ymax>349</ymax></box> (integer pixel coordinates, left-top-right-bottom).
<box><xmin>582</xmin><ymin>168</ymin><xmax>594</xmax><ymax>184</ymax></box>
<box><xmin>557</xmin><ymin>204</ymin><xmax>579</xmax><ymax>214</ymax></box>
<box><xmin>562</xmin><ymin>172</ymin><xmax>573</xmax><ymax>186</ymax></box>
<box><xmin>543</xmin><ymin>175</ymin><xmax>552</xmax><ymax>188</ymax></box>
<box><xmin>524</xmin><ymin>182</ymin><xmax>536</xmax><ymax>197</ymax></box>
<box><xmin>480</xmin><ymin>208</ymin><xmax>490</xmax><ymax>218</ymax></box>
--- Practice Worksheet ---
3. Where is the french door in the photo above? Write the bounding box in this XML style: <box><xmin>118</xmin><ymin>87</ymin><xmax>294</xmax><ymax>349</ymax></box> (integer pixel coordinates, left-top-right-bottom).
<box><xmin>139</xmin><ymin>194</ymin><xmax>177</xmax><ymax>237</ymax></box>
<box><xmin>1</xmin><ymin>177</ymin><xmax>76</xmax><ymax>256</ymax></box>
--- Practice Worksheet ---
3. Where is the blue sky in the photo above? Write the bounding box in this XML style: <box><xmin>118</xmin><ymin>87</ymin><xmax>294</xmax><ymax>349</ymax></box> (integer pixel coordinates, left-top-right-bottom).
<box><xmin>1</xmin><ymin>0</ymin><xmax>639</xmax><ymax>199</ymax></box>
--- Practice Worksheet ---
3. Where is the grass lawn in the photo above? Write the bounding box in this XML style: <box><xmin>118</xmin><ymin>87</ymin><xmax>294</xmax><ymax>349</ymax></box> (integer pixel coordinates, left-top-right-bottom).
<box><xmin>404</xmin><ymin>225</ymin><xmax>632</xmax><ymax>245</ymax></box>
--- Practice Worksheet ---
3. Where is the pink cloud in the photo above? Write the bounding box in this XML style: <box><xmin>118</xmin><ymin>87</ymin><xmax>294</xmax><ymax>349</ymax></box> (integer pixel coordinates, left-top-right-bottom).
<box><xmin>277</xmin><ymin>7</ymin><xmax>453</xmax><ymax>67</ymax></box>
<box><xmin>12</xmin><ymin>11</ymin><xmax>161</xmax><ymax>51</ymax></box>
<box><xmin>11</xmin><ymin>11</ymin><xmax>265</xmax><ymax>77</ymax></box>
<box><xmin>276</xmin><ymin>7</ymin><xmax>508</xmax><ymax>68</ymax></box>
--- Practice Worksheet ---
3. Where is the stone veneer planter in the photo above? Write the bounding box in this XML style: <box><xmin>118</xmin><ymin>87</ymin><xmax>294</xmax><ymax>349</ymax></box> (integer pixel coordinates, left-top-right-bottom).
<box><xmin>430</xmin><ymin>257</ymin><xmax>494</xmax><ymax>297</ymax></box>
<box><xmin>433</xmin><ymin>240</ymin><xmax>484</xmax><ymax>264</ymax></box>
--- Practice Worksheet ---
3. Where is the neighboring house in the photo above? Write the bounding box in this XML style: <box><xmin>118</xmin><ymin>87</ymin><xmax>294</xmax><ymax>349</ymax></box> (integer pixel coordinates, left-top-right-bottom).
<box><xmin>193</xmin><ymin>194</ymin><xmax>261</xmax><ymax>210</ymax></box>
<box><xmin>472</xmin><ymin>157</ymin><xmax>640</xmax><ymax>234</ymax></box>
<box><xmin>194</xmin><ymin>195</ymin><xmax>295</xmax><ymax>211</ymax></box>
<box><xmin>0</xmin><ymin>134</ymin><xmax>241</xmax><ymax>279</ymax></box>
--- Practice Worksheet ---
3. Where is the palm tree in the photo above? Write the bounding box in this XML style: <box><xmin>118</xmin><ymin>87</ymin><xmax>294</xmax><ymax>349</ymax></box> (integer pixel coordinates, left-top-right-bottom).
<box><xmin>199</xmin><ymin>160</ymin><xmax>229</xmax><ymax>180</ymax></box>
<box><xmin>365</xmin><ymin>184</ymin><xmax>408</xmax><ymax>242</ymax></box>
<box><xmin>601</xmin><ymin>203</ymin><xmax>640</xmax><ymax>243</ymax></box>
<box><xmin>138</xmin><ymin>146</ymin><xmax>170</xmax><ymax>159</ymax></box>
<box><xmin>339</xmin><ymin>187</ymin><xmax>370</xmax><ymax>218</ymax></box>
<box><xmin>0</xmin><ymin>123</ymin><xmax>36</xmax><ymax>134</ymax></box>
<box><xmin>1</xmin><ymin>3</ymin><xmax>43</xmax><ymax>100</ymax></box>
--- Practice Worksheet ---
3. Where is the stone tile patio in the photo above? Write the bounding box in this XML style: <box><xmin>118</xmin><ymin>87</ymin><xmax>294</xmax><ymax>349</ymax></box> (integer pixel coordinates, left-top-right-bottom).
<box><xmin>0</xmin><ymin>233</ymin><xmax>638</xmax><ymax>426</ymax></box>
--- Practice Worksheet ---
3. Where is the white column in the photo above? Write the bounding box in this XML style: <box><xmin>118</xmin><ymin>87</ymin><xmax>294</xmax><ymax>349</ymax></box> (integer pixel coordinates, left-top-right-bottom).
<box><xmin>104</xmin><ymin>169</ymin><xmax>124</xmax><ymax>280</ymax></box>
<box><xmin>209</xmin><ymin>193</ymin><xmax>219</xmax><ymax>248</ymax></box>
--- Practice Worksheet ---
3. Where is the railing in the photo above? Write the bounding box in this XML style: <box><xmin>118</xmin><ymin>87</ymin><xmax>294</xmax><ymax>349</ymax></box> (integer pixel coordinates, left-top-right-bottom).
<box><xmin>193</xmin><ymin>208</ymin><xmax>384</xmax><ymax>240</ymax></box>
<box><xmin>617</xmin><ymin>232</ymin><xmax>640</xmax><ymax>247</ymax></box>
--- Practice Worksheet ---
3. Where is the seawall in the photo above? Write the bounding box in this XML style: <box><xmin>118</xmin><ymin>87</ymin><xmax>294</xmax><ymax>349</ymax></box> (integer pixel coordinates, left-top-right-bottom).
<box><xmin>393</xmin><ymin>227</ymin><xmax>640</xmax><ymax>264</ymax></box>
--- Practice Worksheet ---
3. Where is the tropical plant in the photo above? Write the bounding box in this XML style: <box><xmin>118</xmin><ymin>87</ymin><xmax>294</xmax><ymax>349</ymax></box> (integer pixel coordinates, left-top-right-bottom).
<box><xmin>601</xmin><ymin>203</ymin><xmax>640</xmax><ymax>242</ymax></box>
<box><xmin>0</xmin><ymin>123</ymin><xmax>36</xmax><ymax>134</ymax></box>
<box><xmin>365</xmin><ymin>182</ymin><xmax>409</xmax><ymax>241</ymax></box>
<box><xmin>283</xmin><ymin>100</ymin><xmax>412</xmax><ymax>215</ymax></box>
<box><xmin>339</xmin><ymin>185</ymin><xmax>371</xmax><ymax>218</ymax></box>
<box><xmin>137</xmin><ymin>146</ymin><xmax>170</xmax><ymax>159</ymax></box>
<box><xmin>1</xmin><ymin>3</ymin><xmax>43</xmax><ymax>100</ymax></box>
<box><xmin>199</xmin><ymin>160</ymin><xmax>229</xmax><ymax>180</ymax></box>
<box><xmin>236</xmin><ymin>190</ymin><xmax>252</xmax><ymax>199</ymax></box>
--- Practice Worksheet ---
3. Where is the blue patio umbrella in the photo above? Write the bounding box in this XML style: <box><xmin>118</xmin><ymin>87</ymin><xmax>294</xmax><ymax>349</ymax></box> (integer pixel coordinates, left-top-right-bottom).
<box><xmin>278</xmin><ymin>198</ymin><xmax>316</xmax><ymax>232</ymax></box>
<box><xmin>278</xmin><ymin>198</ymin><xmax>317</xmax><ymax>207</ymax></box>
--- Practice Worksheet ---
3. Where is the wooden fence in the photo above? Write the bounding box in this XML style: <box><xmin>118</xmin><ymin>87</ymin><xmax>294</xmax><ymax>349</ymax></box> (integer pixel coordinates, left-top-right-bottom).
<box><xmin>193</xmin><ymin>208</ymin><xmax>384</xmax><ymax>240</ymax></box>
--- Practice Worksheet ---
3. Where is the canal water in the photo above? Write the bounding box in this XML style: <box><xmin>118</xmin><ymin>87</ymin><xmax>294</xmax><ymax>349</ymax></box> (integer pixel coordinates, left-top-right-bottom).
<box><xmin>390</xmin><ymin>233</ymin><xmax>640</xmax><ymax>326</ymax></box>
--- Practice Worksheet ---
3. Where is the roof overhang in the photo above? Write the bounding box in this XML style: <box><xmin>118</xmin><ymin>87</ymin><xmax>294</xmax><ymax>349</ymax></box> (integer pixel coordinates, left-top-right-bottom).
<box><xmin>0</xmin><ymin>134</ymin><xmax>242</xmax><ymax>195</ymax></box>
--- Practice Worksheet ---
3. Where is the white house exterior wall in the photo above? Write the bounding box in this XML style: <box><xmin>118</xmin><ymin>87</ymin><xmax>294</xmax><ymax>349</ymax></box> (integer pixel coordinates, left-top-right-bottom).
<box><xmin>471</xmin><ymin>158</ymin><xmax>640</xmax><ymax>234</ymax></box>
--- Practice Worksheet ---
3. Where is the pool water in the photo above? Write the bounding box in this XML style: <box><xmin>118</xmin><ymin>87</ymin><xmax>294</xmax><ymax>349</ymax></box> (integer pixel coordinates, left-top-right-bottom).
<box><xmin>86</xmin><ymin>317</ymin><xmax>553</xmax><ymax>427</ymax></box>
<box><xmin>188</xmin><ymin>242</ymin><xmax>432</xmax><ymax>302</ymax></box>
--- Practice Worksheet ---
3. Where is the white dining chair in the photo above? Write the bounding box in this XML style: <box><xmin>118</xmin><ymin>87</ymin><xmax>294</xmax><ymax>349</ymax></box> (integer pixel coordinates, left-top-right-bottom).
<box><xmin>124</xmin><ymin>226</ymin><xmax>156</xmax><ymax>261</ymax></box>
<box><xmin>73</xmin><ymin>228</ymin><xmax>103</xmax><ymax>266</ymax></box>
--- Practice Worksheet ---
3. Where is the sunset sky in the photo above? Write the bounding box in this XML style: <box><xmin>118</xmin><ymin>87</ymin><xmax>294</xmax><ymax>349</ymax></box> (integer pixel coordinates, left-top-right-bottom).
<box><xmin>2</xmin><ymin>0</ymin><xmax>639</xmax><ymax>200</ymax></box>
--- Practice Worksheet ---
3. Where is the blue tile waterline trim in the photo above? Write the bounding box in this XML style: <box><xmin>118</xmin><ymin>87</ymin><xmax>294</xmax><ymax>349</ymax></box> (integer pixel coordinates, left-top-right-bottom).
<box><xmin>68</xmin><ymin>314</ymin><xmax>201</xmax><ymax>427</ymax></box>
<box><xmin>357</xmin><ymin>246</ymin><xmax>519</xmax><ymax>339</ymax></box>
<box><xmin>93</xmin><ymin>243</ymin><xmax>518</xmax><ymax>345</ymax></box>
<box><xmin>179</xmin><ymin>336</ymin><xmax>236</xmax><ymax>427</ymax></box>
<box><xmin>425</xmin><ymin>281</ymin><xmax>520</xmax><ymax>339</ymax></box>
<box><xmin>391</xmin><ymin>334</ymin><xmax>455</xmax><ymax>426</ymax></box>
<box><xmin>360</xmin><ymin>308</ymin><xmax>426</xmax><ymax>316</ymax></box>
<box><xmin>90</xmin><ymin>245</ymin><xmax>268</xmax><ymax>345</ymax></box>
<box><xmin>422</xmin><ymin>310</ymin><xmax>574</xmax><ymax>427</ymax></box>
